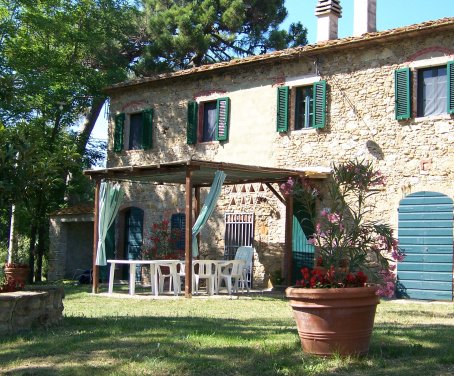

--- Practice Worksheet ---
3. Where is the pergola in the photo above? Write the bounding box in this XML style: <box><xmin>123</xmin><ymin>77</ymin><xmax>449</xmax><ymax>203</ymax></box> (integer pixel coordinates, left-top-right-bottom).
<box><xmin>84</xmin><ymin>159</ymin><xmax>329</xmax><ymax>297</ymax></box>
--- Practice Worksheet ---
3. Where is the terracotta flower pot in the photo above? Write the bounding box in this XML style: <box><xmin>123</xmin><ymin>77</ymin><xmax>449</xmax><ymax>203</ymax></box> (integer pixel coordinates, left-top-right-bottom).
<box><xmin>4</xmin><ymin>266</ymin><xmax>29</xmax><ymax>290</ymax></box>
<box><xmin>285</xmin><ymin>285</ymin><xmax>379</xmax><ymax>356</ymax></box>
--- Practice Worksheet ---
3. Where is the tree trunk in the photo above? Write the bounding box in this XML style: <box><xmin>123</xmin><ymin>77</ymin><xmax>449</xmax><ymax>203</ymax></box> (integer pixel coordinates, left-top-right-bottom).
<box><xmin>76</xmin><ymin>97</ymin><xmax>106</xmax><ymax>155</ymax></box>
<box><xmin>35</xmin><ymin>221</ymin><xmax>47</xmax><ymax>282</ymax></box>
<box><xmin>28</xmin><ymin>222</ymin><xmax>37</xmax><ymax>283</ymax></box>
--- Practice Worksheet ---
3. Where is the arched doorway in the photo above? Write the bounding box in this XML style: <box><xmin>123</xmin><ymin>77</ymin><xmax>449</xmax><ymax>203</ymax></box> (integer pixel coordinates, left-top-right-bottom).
<box><xmin>398</xmin><ymin>191</ymin><xmax>453</xmax><ymax>301</ymax></box>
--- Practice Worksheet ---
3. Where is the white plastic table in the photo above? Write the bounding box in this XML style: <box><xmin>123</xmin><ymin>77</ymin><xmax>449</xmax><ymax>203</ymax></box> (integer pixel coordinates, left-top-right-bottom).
<box><xmin>107</xmin><ymin>259</ymin><xmax>180</xmax><ymax>296</ymax></box>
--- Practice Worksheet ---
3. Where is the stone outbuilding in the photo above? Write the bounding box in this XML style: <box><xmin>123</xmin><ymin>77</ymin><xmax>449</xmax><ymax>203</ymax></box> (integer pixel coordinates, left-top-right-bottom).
<box><xmin>48</xmin><ymin>205</ymin><xmax>94</xmax><ymax>281</ymax></box>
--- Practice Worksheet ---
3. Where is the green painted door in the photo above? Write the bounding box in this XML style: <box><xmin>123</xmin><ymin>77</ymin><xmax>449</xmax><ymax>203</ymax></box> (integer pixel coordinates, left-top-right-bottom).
<box><xmin>292</xmin><ymin>198</ymin><xmax>315</xmax><ymax>284</ymax></box>
<box><xmin>123</xmin><ymin>207</ymin><xmax>144</xmax><ymax>280</ymax></box>
<box><xmin>398</xmin><ymin>191</ymin><xmax>453</xmax><ymax>301</ymax></box>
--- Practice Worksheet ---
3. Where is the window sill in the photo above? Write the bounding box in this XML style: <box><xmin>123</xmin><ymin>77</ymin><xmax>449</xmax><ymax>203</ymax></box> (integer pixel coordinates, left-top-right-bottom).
<box><xmin>290</xmin><ymin>127</ymin><xmax>317</xmax><ymax>134</ymax></box>
<box><xmin>414</xmin><ymin>114</ymin><xmax>452</xmax><ymax>122</ymax></box>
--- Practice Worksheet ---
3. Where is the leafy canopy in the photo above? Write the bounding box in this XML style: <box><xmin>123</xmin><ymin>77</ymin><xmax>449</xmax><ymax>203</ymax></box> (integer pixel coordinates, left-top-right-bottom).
<box><xmin>139</xmin><ymin>0</ymin><xmax>308</xmax><ymax>73</ymax></box>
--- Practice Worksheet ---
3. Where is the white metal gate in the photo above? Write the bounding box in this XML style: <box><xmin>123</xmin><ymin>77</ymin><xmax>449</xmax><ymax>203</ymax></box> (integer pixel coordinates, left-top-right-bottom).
<box><xmin>224</xmin><ymin>212</ymin><xmax>255</xmax><ymax>287</ymax></box>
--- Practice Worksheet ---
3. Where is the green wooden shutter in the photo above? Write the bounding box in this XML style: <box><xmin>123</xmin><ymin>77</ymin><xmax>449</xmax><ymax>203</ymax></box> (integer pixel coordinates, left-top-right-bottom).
<box><xmin>276</xmin><ymin>86</ymin><xmax>289</xmax><ymax>132</ymax></box>
<box><xmin>113</xmin><ymin>113</ymin><xmax>125</xmax><ymax>153</ymax></box>
<box><xmin>187</xmin><ymin>101</ymin><xmax>198</xmax><ymax>144</ymax></box>
<box><xmin>142</xmin><ymin>109</ymin><xmax>153</xmax><ymax>149</ymax></box>
<box><xmin>312</xmin><ymin>80</ymin><xmax>326</xmax><ymax>128</ymax></box>
<box><xmin>215</xmin><ymin>97</ymin><xmax>230</xmax><ymax>141</ymax></box>
<box><xmin>395</xmin><ymin>68</ymin><xmax>411</xmax><ymax>120</ymax></box>
<box><xmin>448</xmin><ymin>61</ymin><xmax>454</xmax><ymax>114</ymax></box>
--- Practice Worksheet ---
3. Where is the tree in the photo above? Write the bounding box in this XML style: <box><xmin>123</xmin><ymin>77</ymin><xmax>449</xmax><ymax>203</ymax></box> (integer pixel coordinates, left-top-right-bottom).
<box><xmin>0</xmin><ymin>0</ymin><xmax>308</xmax><ymax>280</ymax></box>
<box><xmin>0</xmin><ymin>0</ymin><xmax>146</xmax><ymax>156</ymax></box>
<box><xmin>138</xmin><ymin>0</ymin><xmax>308</xmax><ymax>73</ymax></box>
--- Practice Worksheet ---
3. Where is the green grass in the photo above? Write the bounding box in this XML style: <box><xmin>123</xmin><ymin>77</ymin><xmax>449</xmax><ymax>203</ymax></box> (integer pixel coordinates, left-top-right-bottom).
<box><xmin>0</xmin><ymin>284</ymin><xmax>453</xmax><ymax>376</ymax></box>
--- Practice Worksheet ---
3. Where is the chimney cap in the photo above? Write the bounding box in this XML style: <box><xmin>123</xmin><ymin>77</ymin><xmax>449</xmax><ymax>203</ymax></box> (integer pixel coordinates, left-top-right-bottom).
<box><xmin>315</xmin><ymin>0</ymin><xmax>342</xmax><ymax>17</ymax></box>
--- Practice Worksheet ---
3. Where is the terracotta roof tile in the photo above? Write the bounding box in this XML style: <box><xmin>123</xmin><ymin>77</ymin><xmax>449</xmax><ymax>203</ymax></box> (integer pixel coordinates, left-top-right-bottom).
<box><xmin>105</xmin><ymin>17</ymin><xmax>454</xmax><ymax>92</ymax></box>
<box><xmin>52</xmin><ymin>204</ymin><xmax>94</xmax><ymax>216</ymax></box>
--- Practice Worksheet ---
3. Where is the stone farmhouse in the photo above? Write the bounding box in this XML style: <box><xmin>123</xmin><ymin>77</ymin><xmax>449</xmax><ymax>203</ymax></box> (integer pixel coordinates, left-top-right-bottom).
<box><xmin>50</xmin><ymin>0</ymin><xmax>454</xmax><ymax>300</ymax></box>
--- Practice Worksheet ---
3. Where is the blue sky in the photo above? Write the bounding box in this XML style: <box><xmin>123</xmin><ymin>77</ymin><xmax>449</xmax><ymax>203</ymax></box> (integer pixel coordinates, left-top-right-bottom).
<box><xmin>284</xmin><ymin>0</ymin><xmax>454</xmax><ymax>44</ymax></box>
<box><xmin>91</xmin><ymin>0</ymin><xmax>454</xmax><ymax>140</ymax></box>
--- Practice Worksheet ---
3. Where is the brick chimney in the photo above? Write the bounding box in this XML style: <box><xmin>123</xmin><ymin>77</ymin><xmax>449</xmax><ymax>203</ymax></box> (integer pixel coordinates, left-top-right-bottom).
<box><xmin>353</xmin><ymin>0</ymin><xmax>377</xmax><ymax>36</ymax></box>
<box><xmin>315</xmin><ymin>0</ymin><xmax>342</xmax><ymax>42</ymax></box>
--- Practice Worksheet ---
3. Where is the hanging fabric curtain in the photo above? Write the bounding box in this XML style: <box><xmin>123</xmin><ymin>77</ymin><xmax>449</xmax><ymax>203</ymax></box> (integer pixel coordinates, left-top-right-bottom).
<box><xmin>96</xmin><ymin>181</ymin><xmax>124</xmax><ymax>266</ymax></box>
<box><xmin>192</xmin><ymin>170</ymin><xmax>226</xmax><ymax>257</ymax></box>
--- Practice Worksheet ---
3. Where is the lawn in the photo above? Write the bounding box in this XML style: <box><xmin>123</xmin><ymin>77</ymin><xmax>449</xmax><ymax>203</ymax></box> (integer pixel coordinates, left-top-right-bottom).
<box><xmin>0</xmin><ymin>284</ymin><xmax>453</xmax><ymax>376</ymax></box>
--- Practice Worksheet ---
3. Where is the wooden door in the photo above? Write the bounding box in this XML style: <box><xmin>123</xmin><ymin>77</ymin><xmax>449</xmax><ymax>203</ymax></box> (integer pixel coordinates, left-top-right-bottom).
<box><xmin>398</xmin><ymin>191</ymin><xmax>453</xmax><ymax>301</ymax></box>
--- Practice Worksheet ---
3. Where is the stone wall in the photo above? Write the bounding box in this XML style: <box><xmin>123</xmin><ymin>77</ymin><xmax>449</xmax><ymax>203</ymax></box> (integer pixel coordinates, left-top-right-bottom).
<box><xmin>0</xmin><ymin>286</ymin><xmax>64</xmax><ymax>335</ymax></box>
<box><xmin>105</xmin><ymin>29</ymin><xmax>454</xmax><ymax>287</ymax></box>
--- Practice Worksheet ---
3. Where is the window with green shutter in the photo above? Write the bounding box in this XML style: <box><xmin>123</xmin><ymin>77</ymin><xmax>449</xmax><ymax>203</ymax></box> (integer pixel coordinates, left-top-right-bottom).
<box><xmin>448</xmin><ymin>61</ymin><xmax>454</xmax><ymax>114</ymax></box>
<box><xmin>291</xmin><ymin>80</ymin><xmax>326</xmax><ymax>130</ymax></box>
<box><xmin>395</xmin><ymin>68</ymin><xmax>411</xmax><ymax>120</ymax></box>
<box><xmin>188</xmin><ymin>98</ymin><xmax>231</xmax><ymax>143</ymax></box>
<box><xmin>276</xmin><ymin>86</ymin><xmax>289</xmax><ymax>132</ymax></box>
<box><xmin>114</xmin><ymin>113</ymin><xmax>125</xmax><ymax>153</ymax></box>
<box><xmin>312</xmin><ymin>80</ymin><xmax>326</xmax><ymax>128</ymax></box>
<box><xmin>142</xmin><ymin>109</ymin><xmax>153</xmax><ymax>149</ymax></box>
<box><xmin>187</xmin><ymin>101</ymin><xmax>198</xmax><ymax>144</ymax></box>
<box><xmin>215</xmin><ymin>97</ymin><xmax>230</xmax><ymax>141</ymax></box>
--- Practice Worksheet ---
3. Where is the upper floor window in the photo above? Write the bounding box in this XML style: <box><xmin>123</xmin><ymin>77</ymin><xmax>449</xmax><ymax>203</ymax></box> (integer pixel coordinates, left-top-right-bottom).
<box><xmin>187</xmin><ymin>97</ymin><xmax>230</xmax><ymax>144</ymax></box>
<box><xmin>113</xmin><ymin>109</ymin><xmax>153</xmax><ymax>152</ymax></box>
<box><xmin>276</xmin><ymin>81</ymin><xmax>326</xmax><ymax>132</ymax></box>
<box><xmin>417</xmin><ymin>66</ymin><xmax>447</xmax><ymax>117</ymax></box>
<box><xmin>395</xmin><ymin>61</ymin><xmax>454</xmax><ymax>120</ymax></box>
<box><xmin>295</xmin><ymin>86</ymin><xmax>314</xmax><ymax>130</ymax></box>
<box><xmin>202</xmin><ymin>100</ymin><xmax>217</xmax><ymax>142</ymax></box>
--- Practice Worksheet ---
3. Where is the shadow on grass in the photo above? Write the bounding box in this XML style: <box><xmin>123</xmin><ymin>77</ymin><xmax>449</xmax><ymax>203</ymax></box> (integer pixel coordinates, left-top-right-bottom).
<box><xmin>0</xmin><ymin>314</ymin><xmax>301</xmax><ymax>376</ymax></box>
<box><xmin>2</xmin><ymin>285</ymin><xmax>453</xmax><ymax>376</ymax></box>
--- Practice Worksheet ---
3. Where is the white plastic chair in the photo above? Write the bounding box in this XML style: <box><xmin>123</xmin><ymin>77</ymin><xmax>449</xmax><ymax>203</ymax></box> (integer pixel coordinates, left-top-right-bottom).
<box><xmin>234</xmin><ymin>246</ymin><xmax>254</xmax><ymax>292</ymax></box>
<box><xmin>193</xmin><ymin>260</ymin><xmax>217</xmax><ymax>295</ymax></box>
<box><xmin>217</xmin><ymin>260</ymin><xmax>246</xmax><ymax>295</ymax></box>
<box><xmin>157</xmin><ymin>264</ymin><xmax>174</xmax><ymax>294</ymax></box>
<box><xmin>157</xmin><ymin>262</ymin><xmax>181</xmax><ymax>295</ymax></box>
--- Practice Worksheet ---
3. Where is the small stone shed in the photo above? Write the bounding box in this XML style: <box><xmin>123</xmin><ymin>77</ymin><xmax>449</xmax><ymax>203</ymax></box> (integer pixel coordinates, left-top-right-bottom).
<box><xmin>48</xmin><ymin>205</ymin><xmax>94</xmax><ymax>281</ymax></box>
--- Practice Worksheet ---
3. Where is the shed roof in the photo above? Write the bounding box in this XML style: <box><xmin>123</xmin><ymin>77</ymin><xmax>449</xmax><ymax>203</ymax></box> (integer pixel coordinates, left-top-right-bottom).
<box><xmin>105</xmin><ymin>17</ymin><xmax>454</xmax><ymax>93</ymax></box>
<box><xmin>83</xmin><ymin>159</ymin><xmax>330</xmax><ymax>187</ymax></box>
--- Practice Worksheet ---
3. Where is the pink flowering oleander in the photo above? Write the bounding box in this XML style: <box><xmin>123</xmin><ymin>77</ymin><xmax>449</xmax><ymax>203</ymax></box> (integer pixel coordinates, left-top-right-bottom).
<box><xmin>281</xmin><ymin>160</ymin><xmax>405</xmax><ymax>297</ymax></box>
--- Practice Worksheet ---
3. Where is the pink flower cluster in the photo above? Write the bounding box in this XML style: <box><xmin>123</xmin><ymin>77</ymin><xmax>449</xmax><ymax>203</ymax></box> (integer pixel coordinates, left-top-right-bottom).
<box><xmin>376</xmin><ymin>269</ymin><xmax>397</xmax><ymax>298</ymax></box>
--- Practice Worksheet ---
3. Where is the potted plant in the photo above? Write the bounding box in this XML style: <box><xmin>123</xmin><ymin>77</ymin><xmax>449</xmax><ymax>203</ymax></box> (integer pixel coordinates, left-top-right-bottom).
<box><xmin>3</xmin><ymin>261</ymin><xmax>29</xmax><ymax>291</ymax></box>
<box><xmin>281</xmin><ymin>160</ymin><xmax>405</xmax><ymax>356</ymax></box>
<box><xmin>141</xmin><ymin>218</ymin><xmax>183</xmax><ymax>260</ymax></box>
<box><xmin>141</xmin><ymin>218</ymin><xmax>183</xmax><ymax>284</ymax></box>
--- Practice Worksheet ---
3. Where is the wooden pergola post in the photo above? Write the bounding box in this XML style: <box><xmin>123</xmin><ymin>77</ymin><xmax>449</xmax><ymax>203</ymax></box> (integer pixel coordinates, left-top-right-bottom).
<box><xmin>92</xmin><ymin>179</ymin><xmax>101</xmax><ymax>294</ymax></box>
<box><xmin>284</xmin><ymin>193</ymin><xmax>294</xmax><ymax>286</ymax></box>
<box><xmin>184</xmin><ymin>169</ymin><xmax>193</xmax><ymax>298</ymax></box>
<box><xmin>194</xmin><ymin>187</ymin><xmax>201</xmax><ymax>252</ymax></box>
